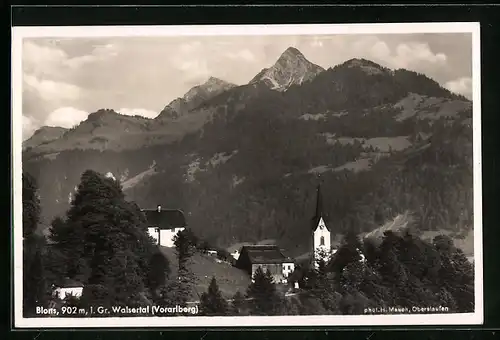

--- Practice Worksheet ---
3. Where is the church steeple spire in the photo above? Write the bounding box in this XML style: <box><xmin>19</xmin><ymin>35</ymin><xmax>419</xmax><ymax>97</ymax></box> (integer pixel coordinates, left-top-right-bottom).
<box><xmin>315</xmin><ymin>184</ymin><xmax>323</xmax><ymax>220</ymax></box>
<box><xmin>312</xmin><ymin>184</ymin><xmax>328</xmax><ymax>231</ymax></box>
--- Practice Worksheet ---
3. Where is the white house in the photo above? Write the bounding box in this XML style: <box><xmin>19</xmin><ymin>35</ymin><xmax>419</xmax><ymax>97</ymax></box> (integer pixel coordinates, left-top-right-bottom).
<box><xmin>143</xmin><ymin>205</ymin><xmax>186</xmax><ymax>248</ymax></box>
<box><xmin>282</xmin><ymin>261</ymin><xmax>295</xmax><ymax>279</ymax></box>
<box><xmin>230</xmin><ymin>249</ymin><xmax>240</xmax><ymax>261</ymax></box>
<box><xmin>52</xmin><ymin>279</ymin><xmax>84</xmax><ymax>300</ymax></box>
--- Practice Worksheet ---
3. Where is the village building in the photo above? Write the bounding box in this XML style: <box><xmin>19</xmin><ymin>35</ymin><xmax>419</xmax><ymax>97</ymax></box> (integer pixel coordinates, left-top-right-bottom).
<box><xmin>230</xmin><ymin>249</ymin><xmax>240</xmax><ymax>261</ymax></box>
<box><xmin>235</xmin><ymin>245</ymin><xmax>295</xmax><ymax>284</ymax></box>
<box><xmin>311</xmin><ymin>184</ymin><xmax>333</xmax><ymax>267</ymax></box>
<box><xmin>206</xmin><ymin>250</ymin><xmax>218</xmax><ymax>257</ymax></box>
<box><xmin>143</xmin><ymin>205</ymin><xmax>186</xmax><ymax>248</ymax></box>
<box><xmin>52</xmin><ymin>278</ymin><xmax>84</xmax><ymax>300</ymax></box>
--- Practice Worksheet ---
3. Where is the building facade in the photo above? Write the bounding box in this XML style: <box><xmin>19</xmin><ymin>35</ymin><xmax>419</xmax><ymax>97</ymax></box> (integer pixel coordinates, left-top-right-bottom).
<box><xmin>52</xmin><ymin>278</ymin><xmax>84</xmax><ymax>300</ymax></box>
<box><xmin>143</xmin><ymin>205</ymin><xmax>186</xmax><ymax>248</ymax></box>
<box><xmin>311</xmin><ymin>185</ymin><xmax>333</xmax><ymax>267</ymax></box>
<box><xmin>235</xmin><ymin>245</ymin><xmax>295</xmax><ymax>284</ymax></box>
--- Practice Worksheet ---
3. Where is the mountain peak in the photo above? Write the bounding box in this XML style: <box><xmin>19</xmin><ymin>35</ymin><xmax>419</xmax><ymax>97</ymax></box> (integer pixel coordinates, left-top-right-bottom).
<box><xmin>183</xmin><ymin>76</ymin><xmax>236</xmax><ymax>104</ymax></box>
<box><xmin>87</xmin><ymin>109</ymin><xmax>119</xmax><ymax>121</ymax></box>
<box><xmin>281</xmin><ymin>46</ymin><xmax>304</xmax><ymax>58</ymax></box>
<box><xmin>341</xmin><ymin>58</ymin><xmax>388</xmax><ymax>75</ymax></box>
<box><xmin>205</xmin><ymin>76</ymin><xmax>226</xmax><ymax>85</ymax></box>
<box><xmin>23</xmin><ymin>126</ymin><xmax>68</xmax><ymax>149</ymax></box>
<box><xmin>249</xmin><ymin>47</ymin><xmax>324</xmax><ymax>91</ymax></box>
<box><xmin>157</xmin><ymin>77</ymin><xmax>237</xmax><ymax>120</ymax></box>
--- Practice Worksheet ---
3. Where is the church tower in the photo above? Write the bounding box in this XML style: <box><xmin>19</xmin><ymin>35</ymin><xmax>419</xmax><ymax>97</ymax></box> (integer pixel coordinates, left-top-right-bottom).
<box><xmin>311</xmin><ymin>184</ymin><xmax>331</xmax><ymax>266</ymax></box>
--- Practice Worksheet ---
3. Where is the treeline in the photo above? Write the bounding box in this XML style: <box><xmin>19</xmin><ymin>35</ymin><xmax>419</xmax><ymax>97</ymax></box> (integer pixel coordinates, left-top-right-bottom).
<box><xmin>197</xmin><ymin>228</ymin><xmax>474</xmax><ymax>316</ymax></box>
<box><xmin>297</xmin><ymin>228</ymin><xmax>475</xmax><ymax>315</ymax></box>
<box><xmin>22</xmin><ymin>170</ymin><xmax>198</xmax><ymax>317</ymax></box>
<box><xmin>22</xmin><ymin>146</ymin><xmax>165</xmax><ymax>225</ymax></box>
<box><xmin>22</xmin><ymin>169</ymin><xmax>474</xmax><ymax>318</ymax></box>
<box><xmin>142</xmin><ymin>115</ymin><xmax>472</xmax><ymax>252</ymax></box>
<box><xmin>24</xmin><ymin>109</ymin><xmax>473</xmax><ymax>257</ymax></box>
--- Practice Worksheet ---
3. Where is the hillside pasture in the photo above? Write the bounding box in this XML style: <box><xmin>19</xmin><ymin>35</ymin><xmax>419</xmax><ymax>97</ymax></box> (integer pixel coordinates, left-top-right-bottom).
<box><xmin>159</xmin><ymin>246</ymin><xmax>251</xmax><ymax>300</ymax></box>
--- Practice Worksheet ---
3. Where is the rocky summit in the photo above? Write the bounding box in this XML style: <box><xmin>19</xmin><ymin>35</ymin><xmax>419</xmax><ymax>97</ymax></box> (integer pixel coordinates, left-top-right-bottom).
<box><xmin>249</xmin><ymin>46</ymin><xmax>325</xmax><ymax>91</ymax></box>
<box><xmin>157</xmin><ymin>76</ymin><xmax>237</xmax><ymax>120</ymax></box>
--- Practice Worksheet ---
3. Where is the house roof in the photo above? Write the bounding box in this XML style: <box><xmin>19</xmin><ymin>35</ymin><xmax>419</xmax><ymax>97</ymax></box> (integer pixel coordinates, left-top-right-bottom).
<box><xmin>55</xmin><ymin>278</ymin><xmax>84</xmax><ymax>288</ymax></box>
<box><xmin>242</xmin><ymin>245</ymin><xmax>294</xmax><ymax>264</ymax></box>
<box><xmin>142</xmin><ymin>208</ymin><xmax>186</xmax><ymax>230</ymax></box>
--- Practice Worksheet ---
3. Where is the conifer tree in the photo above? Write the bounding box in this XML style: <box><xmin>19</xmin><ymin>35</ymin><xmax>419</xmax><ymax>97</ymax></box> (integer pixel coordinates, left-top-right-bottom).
<box><xmin>155</xmin><ymin>279</ymin><xmax>182</xmax><ymax>308</ymax></box>
<box><xmin>148</xmin><ymin>250</ymin><xmax>171</xmax><ymax>297</ymax></box>
<box><xmin>199</xmin><ymin>277</ymin><xmax>229</xmax><ymax>316</ymax></box>
<box><xmin>22</xmin><ymin>172</ymin><xmax>48</xmax><ymax>316</ymax></box>
<box><xmin>174</xmin><ymin>229</ymin><xmax>196</xmax><ymax>271</ymax></box>
<box><xmin>171</xmin><ymin>229</ymin><xmax>197</xmax><ymax>306</ymax></box>
<box><xmin>310</xmin><ymin>258</ymin><xmax>341</xmax><ymax>313</ymax></box>
<box><xmin>328</xmin><ymin>230</ymin><xmax>363</xmax><ymax>274</ymax></box>
<box><xmin>230</xmin><ymin>291</ymin><xmax>246</xmax><ymax>315</ymax></box>
<box><xmin>434</xmin><ymin>235</ymin><xmax>474</xmax><ymax>312</ymax></box>
<box><xmin>246</xmin><ymin>267</ymin><xmax>281</xmax><ymax>315</ymax></box>
<box><xmin>22</xmin><ymin>172</ymin><xmax>40</xmax><ymax>238</ymax></box>
<box><xmin>24</xmin><ymin>247</ymin><xmax>48</xmax><ymax>315</ymax></box>
<box><xmin>54</xmin><ymin>170</ymin><xmax>156</xmax><ymax>308</ymax></box>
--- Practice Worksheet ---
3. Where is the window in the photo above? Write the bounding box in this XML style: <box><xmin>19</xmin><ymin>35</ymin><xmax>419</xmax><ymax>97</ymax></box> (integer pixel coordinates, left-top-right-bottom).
<box><xmin>320</xmin><ymin>236</ymin><xmax>325</xmax><ymax>246</ymax></box>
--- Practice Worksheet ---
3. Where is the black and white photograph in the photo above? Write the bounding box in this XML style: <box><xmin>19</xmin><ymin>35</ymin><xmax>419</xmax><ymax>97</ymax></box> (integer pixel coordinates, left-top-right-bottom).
<box><xmin>12</xmin><ymin>23</ymin><xmax>483</xmax><ymax>327</ymax></box>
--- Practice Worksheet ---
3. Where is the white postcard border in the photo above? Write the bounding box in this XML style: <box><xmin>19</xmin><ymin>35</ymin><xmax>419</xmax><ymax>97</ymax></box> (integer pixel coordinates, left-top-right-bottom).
<box><xmin>11</xmin><ymin>22</ymin><xmax>483</xmax><ymax>328</ymax></box>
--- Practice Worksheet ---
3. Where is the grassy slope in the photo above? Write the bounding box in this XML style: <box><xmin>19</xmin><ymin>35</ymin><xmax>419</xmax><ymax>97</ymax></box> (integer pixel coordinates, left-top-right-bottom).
<box><xmin>159</xmin><ymin>246</ymin><xmax>251</xmax><ymax>301</ymax></box>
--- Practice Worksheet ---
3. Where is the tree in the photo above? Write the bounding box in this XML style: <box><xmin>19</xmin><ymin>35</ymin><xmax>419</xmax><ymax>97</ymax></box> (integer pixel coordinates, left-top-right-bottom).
<box><xmin>308</xmin><ymin>256</ymin><xmax>342</xmax><ymax>313</ymax></box>
<box><xmin>230</xmin><ymin>291</ymin><xmax>246</xmax><ymax>315</ymax></box>
<box><xmin>22</xmin><ymin>172</ymin><xmax>40</xmax><ymax>238</ymax></box>
<box><xmin>23</xmin><ymin>247</ymin><xmax>48</xmax><ymax>316</ymax></box>
<box><xmin>163</xmin><ymin>228</ymin><xmax>198</xmax><ymax>306</ymax></box>
<box><xmin>154</xmin><ymin>276</ymin><xmax>196</xmax><ymax>314</ymax></box>
<box><xmin>22</xmin><ymin>172</ymin><xmax>48</xmax><ymax>317</ymax></box>
<box><xmin>199</xmin><ymin>277</ymin><xmax>229</xmax><ymax>316</ymax></box>
<box><xmin>147</xmin><ymin>250</ymin><xmax>171</xmax><ymax>297</ymax></box>
<box><xmin>434</xmin><ymin>235</ymin><xmax>474</xmax><ymax>312</ymax></box>
<box><xmin>246</xmin><ymin>267</ymin><xmax>282</xmax><ymax>315</ymax></box>
<box><xmin>80</xmin><ymin>284</ymin><xmax>112</xmax><ymax>311</ymax></box>
<box><xmin>55</xmin><ymin>170</ymin><xmax>157</xmax><ymax>308</ymax></box>
<box><xmin>174</xmin><ymin>229</ymin><xmax>196</xmax><ymax>271</ymax></box>
<box><xmin>328</xmin><ymin>230</ymin><xmax>362</xmax><ymax>274</ymax></box>
<box><xmin>47</xmin><ymin>216</ymin><xmax>67</xmax><ymax>245</ymax></box>
<box><xmin>183</xmin><ymin>228</ymin><xmax>200</xmax><ymax>250</ymax></box>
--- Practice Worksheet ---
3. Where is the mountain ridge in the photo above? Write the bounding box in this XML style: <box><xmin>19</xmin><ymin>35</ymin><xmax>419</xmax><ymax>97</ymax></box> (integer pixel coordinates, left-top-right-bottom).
<box><xmin>23</xmin><ymin>49</ymin><xmax>466</xmax><ymax>154</ymax></box>
<box><xmin>23</xmin><ymin>48</ymin><xmax>473</xmax><ymax>258</ymax></box>
<box><xmin>23</xmin><ymin>126</ymin><xmax>69</xmax><ymax>150</ymax></box>
<box><xmin>157</xmin><ymin>76</ymin><xmax>237</xmax><ymax>120</ymax></box>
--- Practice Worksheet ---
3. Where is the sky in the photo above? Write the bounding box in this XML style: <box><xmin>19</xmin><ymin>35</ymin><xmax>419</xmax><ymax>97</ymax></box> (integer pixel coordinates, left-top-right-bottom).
<box><xmin>21</xmin><ymin>33</ymin><xmax>473</xmax><ymax>139</ymax></box>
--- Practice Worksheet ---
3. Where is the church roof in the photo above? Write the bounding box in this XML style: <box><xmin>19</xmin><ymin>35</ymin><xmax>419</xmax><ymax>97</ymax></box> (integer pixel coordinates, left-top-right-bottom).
<box><xmin>142</xmin><ymin>208</ymin><xmax>186</xmax><ymax>230</ymax></box>
<box><xmin>312</xmin><ymin>184</ymin><xmax>330</xmax><ymax>231</ymax></box>
<box><xmin>241</xmin><ymin>245</ymin><xmax>294</xmax><ymax>264</ymax></box>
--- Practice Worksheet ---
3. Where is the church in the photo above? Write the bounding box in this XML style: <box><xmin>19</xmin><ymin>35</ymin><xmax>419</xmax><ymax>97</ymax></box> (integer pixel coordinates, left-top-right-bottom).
<box><xmin>310</xmin><ymin>184</ymin><xmax>335</xmax><ymax>267</ymax></box>
<box><xmin>233</xmin><ymin>185</ymin><xmax>336</xmax><ymax>283</ymax></box>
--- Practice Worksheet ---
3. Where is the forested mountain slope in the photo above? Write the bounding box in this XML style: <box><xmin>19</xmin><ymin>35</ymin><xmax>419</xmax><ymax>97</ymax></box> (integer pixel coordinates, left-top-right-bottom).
<box><xmin>23</xmin><ymin>51</ymin><xmax>474</xmax><ymax>257</ymax></box>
